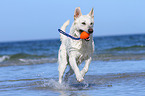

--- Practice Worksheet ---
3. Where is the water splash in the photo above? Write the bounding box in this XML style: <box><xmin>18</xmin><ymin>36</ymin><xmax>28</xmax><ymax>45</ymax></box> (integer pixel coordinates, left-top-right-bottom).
<box><xmin>32</xmin><ymin>78</ymin><xmax>93</xmax><ymax>91</ymax></box>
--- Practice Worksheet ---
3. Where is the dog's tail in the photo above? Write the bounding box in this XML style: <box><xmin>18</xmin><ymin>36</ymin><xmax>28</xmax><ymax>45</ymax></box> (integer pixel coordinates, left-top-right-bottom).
<box><xmin>60</xmin><ymin>20</ymin><xmax>70</xmax><ymax>42</ymax></box>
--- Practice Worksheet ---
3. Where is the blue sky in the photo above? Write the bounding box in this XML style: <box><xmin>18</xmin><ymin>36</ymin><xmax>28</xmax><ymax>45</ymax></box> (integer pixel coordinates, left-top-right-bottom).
<box><xmin>0</xmin><ymin>0</ymin><xmax>145</xmax><ymax>42</ymax></box>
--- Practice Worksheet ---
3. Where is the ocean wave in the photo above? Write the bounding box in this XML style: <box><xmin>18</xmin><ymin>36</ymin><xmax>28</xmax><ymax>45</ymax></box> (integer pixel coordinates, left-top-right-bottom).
<box><xmin>0</xmin><ymin>52</ymin><xmax>145</xmax><ymax>66</ymax></box>
<box><xmin>0</xmin><ymin>55</ymin><xmax>10</xmax><ymax>62</ymax></box>
<box><xmin>19</xmin><ymin>58</ymin><xmax>57</xmax><ymax>64</ymax></box>
<box><xmin>0</xmin><ymin>53</ymin><xmax>57</xmax><ymax>67</ymax></box>
<box><xmin>105</xmin><ymin>45</ymin><xmax>145</xmax><ymax>51</ymax></box>
<box><xmin>10</xmin><ymin>53</ymin><xmax>47</xmax><ymax>59</ymax></box>
<box><xmin>0</xmin><ymin>58</ymin><xmax>57</xmax><ymax>67</ymax></box>
<box><xmin>93</xmin><ymin>53</ymin><xmax>145</xmax><ymax>61</ymax></box>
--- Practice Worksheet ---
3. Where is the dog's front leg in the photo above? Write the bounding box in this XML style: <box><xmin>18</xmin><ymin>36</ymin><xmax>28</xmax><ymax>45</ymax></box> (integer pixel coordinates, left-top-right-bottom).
<box><xmin>81</xmin><ymin>57</ymin><xmax>92</xmax><ymax>77</ymax></box>
<box><xmin>69</xmin><ymin>53</ymin><xmax>84</xmax><ymax>82</ymax></box>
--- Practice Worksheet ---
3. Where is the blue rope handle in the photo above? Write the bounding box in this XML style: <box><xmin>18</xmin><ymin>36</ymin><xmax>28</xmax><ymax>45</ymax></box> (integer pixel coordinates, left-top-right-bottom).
<box><xmin>58</xmin><ymin>29</ymin><xmax>80</xmax><ymax>40</ymax></box>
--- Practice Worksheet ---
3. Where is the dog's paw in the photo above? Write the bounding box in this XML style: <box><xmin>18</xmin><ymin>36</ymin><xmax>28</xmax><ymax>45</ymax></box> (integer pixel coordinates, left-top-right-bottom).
<box><xmin>76</xmin><ymin>76</ymin><xmax>84</xmax><ymax>82</ymax></box>
<box><xmin>59</xmin><ymin>79</ymin><xmax>62</xmax><ymax>84</ymax></box>
<box><xmin>77</xmin><ymin>78</ymin><xmax>84</xmax><ymax>82</ymax></box>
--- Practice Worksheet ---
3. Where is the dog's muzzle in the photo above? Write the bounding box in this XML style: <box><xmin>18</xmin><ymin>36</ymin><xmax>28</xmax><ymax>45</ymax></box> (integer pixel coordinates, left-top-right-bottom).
<box><xmin>79</xmin><ymin>29</ymin><xmax>93</xmax><ymax>41</ymax></box>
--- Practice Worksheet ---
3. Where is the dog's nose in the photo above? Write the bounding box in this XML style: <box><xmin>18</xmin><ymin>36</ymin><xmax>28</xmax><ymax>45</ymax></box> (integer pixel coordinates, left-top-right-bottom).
<box><xmin>88</xmin><ymin>28</ymin><xmax>93</xmax><ymax>34</ymax></box>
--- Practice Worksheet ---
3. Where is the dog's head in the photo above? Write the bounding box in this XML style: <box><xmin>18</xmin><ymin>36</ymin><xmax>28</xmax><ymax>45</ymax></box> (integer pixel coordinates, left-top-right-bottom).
<box><xmin>74</xmin><ymin>7</ymin><xmax>94</xmax><ymax>41</ymax></box>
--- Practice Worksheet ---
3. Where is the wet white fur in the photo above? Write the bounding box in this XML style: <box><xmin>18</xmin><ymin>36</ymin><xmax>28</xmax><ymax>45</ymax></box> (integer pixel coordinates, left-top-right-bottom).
<box><xmin>58</xmin><ymin>7</ymin><xmax>94</xmax><ymax>84</ymax></box>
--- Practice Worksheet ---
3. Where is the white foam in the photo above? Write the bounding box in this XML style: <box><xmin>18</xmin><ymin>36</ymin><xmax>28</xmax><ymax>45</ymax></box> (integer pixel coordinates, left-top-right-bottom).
<box><xmin>19</xmin><ymin>58</ymin><xmax>57</xmax><ymax>64</ymax></box>
<box><xmin>0</xmin><ymin>55</ymin><xmax>10</xmax><ymax>62</ymax></box>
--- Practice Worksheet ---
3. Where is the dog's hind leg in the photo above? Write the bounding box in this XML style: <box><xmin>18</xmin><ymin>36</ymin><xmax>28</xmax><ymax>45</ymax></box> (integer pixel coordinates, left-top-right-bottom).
<box><xmin>64</xmin><ymin>67</ymin><xmax>74</xmax><ymax>82</ymax></box>
<box><xmin>81</xmin><ymin>57</ymin><xmax>92</xmax><ymax>77</ymax></box>
<box><xmin>58</xmin><ymin>59</ymin><xmax>67</xmax><ymax>84</ymax></box>
<box><xmin>58</xmin><ymin>45</ymin><xmax>68</xmax><ymax>84</ymax></box>
<box><xmin>58</xmin><ymin>63</ymin><xmax>67</xmax><ymax>84</ymax></box>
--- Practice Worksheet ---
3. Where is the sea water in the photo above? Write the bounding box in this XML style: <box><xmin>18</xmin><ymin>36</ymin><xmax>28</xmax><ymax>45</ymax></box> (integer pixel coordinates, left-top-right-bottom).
<box><xmin>0</xmin><ymin>34</ymin><xmax>145</xmax><ymax>96</ymax></box>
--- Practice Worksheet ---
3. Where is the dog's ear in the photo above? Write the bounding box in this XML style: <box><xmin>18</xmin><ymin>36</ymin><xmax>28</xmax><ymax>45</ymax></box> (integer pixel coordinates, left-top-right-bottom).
<box><xmin>89</xmin><ymin>8</ymin><xmax>94</xmax><ymax>18</ymax></box>
<box><xmin>74</xmin><ymin>7</ymin><xmax>82</xmax><ymax>20</ymax></box>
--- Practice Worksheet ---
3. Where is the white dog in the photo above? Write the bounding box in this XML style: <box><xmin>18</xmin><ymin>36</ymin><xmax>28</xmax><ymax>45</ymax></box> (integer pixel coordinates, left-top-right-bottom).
<box><xmin>58</xmin><ymin>7</ymin><xmax>94</xmax><ymax>84</ymax></box>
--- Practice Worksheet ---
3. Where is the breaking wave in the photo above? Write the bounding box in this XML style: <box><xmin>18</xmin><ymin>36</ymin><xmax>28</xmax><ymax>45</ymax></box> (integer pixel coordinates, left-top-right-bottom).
<box><xmin>0</xmin><ymin>53</ymin><xmax>57</xmax><ymax>67</ymax></box>
<box><xmin>0</xmin><ymin>55</ymin><xmax>10</xmax><ymax>62</ymax></box>
<box><xmin>0</xmin><ymin>51</ymin><xmax>145</xmax><ymax>66</ymax></box>
<box><xmin>105</xmin><ymin>45</ymin><xmax>145</xmax><ymax>52</ymax></box>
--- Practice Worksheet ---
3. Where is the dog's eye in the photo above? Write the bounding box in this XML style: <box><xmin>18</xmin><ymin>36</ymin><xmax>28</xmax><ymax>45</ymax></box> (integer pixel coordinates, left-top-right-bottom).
<box><xmin>82</xmin><ymin>22</ymin><xmax>86</xmax><ymax>25</ymax></box>
<box><xmin>90</xmin><ymin>22</ymin><xmax>93</xmax><ymax>25</ymax></box>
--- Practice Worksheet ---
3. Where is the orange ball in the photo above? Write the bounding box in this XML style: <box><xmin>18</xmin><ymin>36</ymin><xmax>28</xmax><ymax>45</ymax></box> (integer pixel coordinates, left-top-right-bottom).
<box><xmin>80</xmin><ymin>31</ymin><xmax>90</xmax><ymax>39</ymax></box>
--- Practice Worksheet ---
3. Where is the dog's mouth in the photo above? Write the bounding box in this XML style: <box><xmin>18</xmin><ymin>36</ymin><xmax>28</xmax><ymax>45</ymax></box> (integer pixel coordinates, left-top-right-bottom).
<box><xmin>79</xmin><ymin>29</ymin><xmax>90</xmax><ymax>41</ymax></box>
<box><xmin>85</xmin><ymin>37</ymin><xmax>90</xmax><ymax>41</ymax></box>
